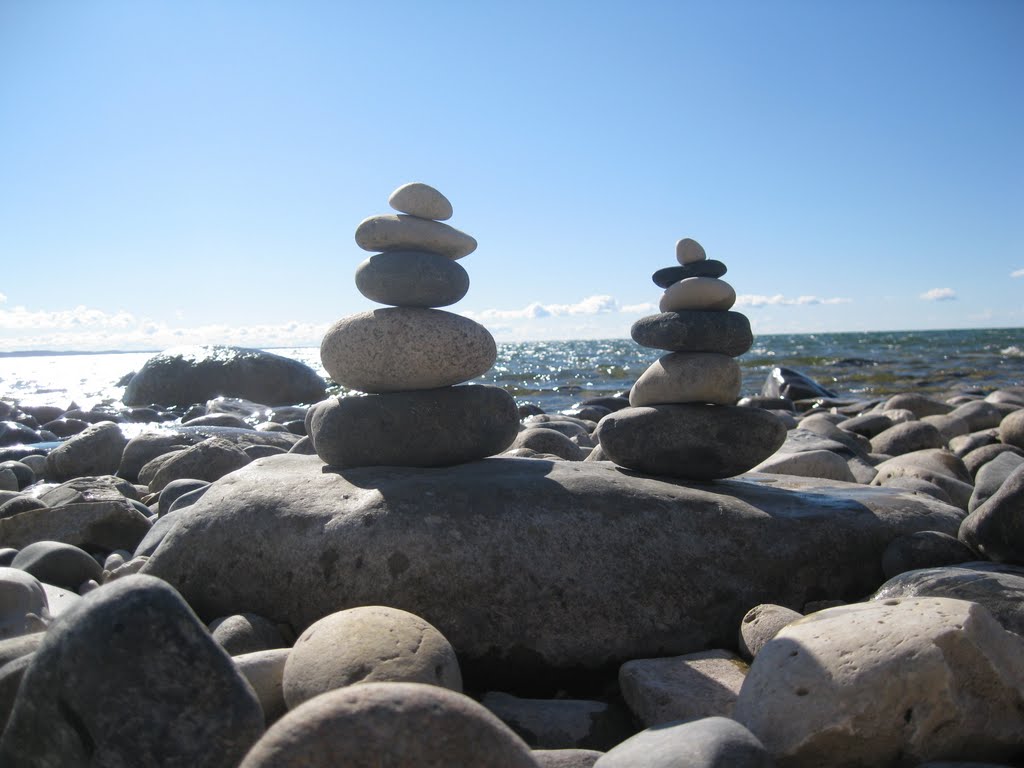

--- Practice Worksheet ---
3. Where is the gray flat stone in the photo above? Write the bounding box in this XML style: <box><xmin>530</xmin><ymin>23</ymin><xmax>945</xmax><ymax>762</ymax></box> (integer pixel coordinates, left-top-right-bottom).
<box><xmin>631</xmin><ymin>310</ymin><xmax>752</xmax><ymax>356</ymax></box>
<box><xmin>595</xmin><ymin>404</ymin><xmax>786</xmax><ymax>480</ymax></box>
<box><xmin>355</xmin><ymin>213</ymin><xmax>477</xmax><ymax>259</ymax></box>
<box><xmin>308</xmin><ymin>385</ymin><xmax>518</xmax><ymax>468</ymax></box>
<box><xmin>388</xmin><ymin>182</ymin><xmax>453</xmax><ymax>220</ymax></box>
<box><xmin>355</xmin><ymin>250</ymin><xmax>470</xmax><ymax>307</ymax></box>
<box><xmin>142</xmin><ymin>455</ymin><xmax>963</xmax><ymax>683</ymax></box>
<box><xmin>652</xmin><ymin>260</ymin><xmax>727</xmax><ymax>288</ymax></box>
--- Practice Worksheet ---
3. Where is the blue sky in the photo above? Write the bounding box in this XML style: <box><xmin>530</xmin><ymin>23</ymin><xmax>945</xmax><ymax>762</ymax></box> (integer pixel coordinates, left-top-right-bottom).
<box><xmin>0</xmin><ymin>0</ymin><xmax>1021</xmax><ymax>352</ymax></box>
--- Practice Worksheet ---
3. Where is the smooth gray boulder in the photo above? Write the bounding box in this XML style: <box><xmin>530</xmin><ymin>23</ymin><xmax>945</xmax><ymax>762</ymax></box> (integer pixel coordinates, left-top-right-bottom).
<box><xmin>143</xmin><ymin>456</ymin><xmax>963</xmax><ymax>682</ymax></box>
<box><xmin>630</xmin><ymin>311</ymin><xmax>752</xmax><ymax>357</ymax></box>
<box><xmin>0</xmin><ymin>497</ymin><xmax>151</xmax><ymax>552</ymax></box>
<box><xmin>308</xmin><ymin>385</ymin><xmax>519</xmax><ymax>468</ymax></box>
<box><xmin>122</xmin><ymin>345</ymin><xmax>327</xmax><ymax>407</ymax></box>
<box><xmin>872</xmin><ymin>562</ymin><xmax>1024</xmax><ymax>636</ymax></box>
<box><xmin>45</xmin><ymin>421</ymin><xmax>128</xmax><ymax>482</ymax></box>
<box><xmin>880</xmin><ymin>531</ymin><xmax>977</xmax><ymax>579</ymax></box>
<box><xmin>11</xmin><ymin>540</ymin><xmax>103</xmax><ymax>590</ymax></box>
<box><xmin>147</xmin><ymin>436</ymin><xmax>252</xmax><ymax>492</ymax></box>
<box><xmin>0</xmin><ymin>575</ymin><xmax>264</xmax><ymax>767</ymax></box>
<box><xmin>595</xmin><ymin>404</ymin><xmax>786</xmax><ymax>480</ymax></box>
<box><xmin>969</xmin><ymin>450</ymin><xmax>1024</xmax><ymax>512</ymax></box>
<box><xmin>239</xmin><ymin>682</ymin><xmax>538</xmax><ymax>768</ymax></box>
<box><xmin>959</xmin><ymin>462</ymin><xmax>1024</xmax><ymax>564</ymax></box>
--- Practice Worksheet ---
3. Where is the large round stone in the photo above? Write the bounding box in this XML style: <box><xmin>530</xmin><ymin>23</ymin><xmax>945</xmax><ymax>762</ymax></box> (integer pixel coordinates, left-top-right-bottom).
<box><xmin>652</xmin><ymin>260</ymin><xmax>727</xmax><ymax>288</ymax></box>
<box><xmin>320</xmin><ymin>308</ymin><xmax>497</xmax><ymax>393</ymax></box>
<box><xmin>355</xmin><ymin>214</ymin><xmax>477</xmax><ymax>259</ymax></box>
<box><xmin>282</xmin><ymin>605</ymin><xmax>462</xmax><ymax>708</ymax></box>
<box><xmin>141</xmin><ymin>455</ymin><xmax>963</xmax><ymax>684</ymax></box>
<box><xmin>388</xmin><ymin>182</ymin><xmax>453</xmax><ymax>221</ymax></box>
<box><xmin>595</xmin><ymin>404</ymin><xmax>787</xmax><ymax>480</ymax></box>
<box><xmin>631</xmin><ymin>311</ymin><xmax>752</xmax><ymax>357</ymax></box>
<box><xmin>240</xmin><ymin>682</ymin><xmax>538</xmax><ymax>768</ymax></box>
<box><xmin>122</xmin><ymin>346</ymin><xmax>327</xmax><ymax>407</ymax></box>
<box><xmin>999</xmin><ymin>408</ymin><xmax>1024</xmax><ymax>450</ymax></box>
<box><xmin>629</xmin><ymin>353</ymin><xmax>741</xmax><ymax>407</ymax></box>
<box><xmin>660</xmin><ymin>277</ymin><xmax>735</xmax><ymax>312</ymax></box>
<box><xmin>355</xmin><ymin>250</ymin><xmax>469</xmax><ymax>308</ymax></box>
<box><xmin>308</xmin><ymin>385</ymin><xmax>518</xmax><ymax>468</ymax></box>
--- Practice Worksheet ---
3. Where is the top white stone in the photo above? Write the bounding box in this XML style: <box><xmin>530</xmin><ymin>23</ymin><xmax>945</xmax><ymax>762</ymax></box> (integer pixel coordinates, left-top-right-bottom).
<box><xmin>676</xmin><ymin>238</ymin><xmax>706</xmax><ymax>265</ymax></box>
<box><xmin>389</xmin><ymin>182</ymin><xmax>453</xmax><ymax>222</ymax></box>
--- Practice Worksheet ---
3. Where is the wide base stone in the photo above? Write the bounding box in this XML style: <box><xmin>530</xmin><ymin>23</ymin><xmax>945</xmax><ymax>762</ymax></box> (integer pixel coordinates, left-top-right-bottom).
<box><xmin>308</xmin><ymin>385</ymin><xmax>518</xmax><ymax>468</ymax></box>
<box><xmin>142</xmin><ymin>455</ymin><xmax>963</xmax><ymax>684</ymax></box>
<box><xmin>594</xmin><ymin>404</ymin><xmax>786</xmax><ymax>480</ymax></box>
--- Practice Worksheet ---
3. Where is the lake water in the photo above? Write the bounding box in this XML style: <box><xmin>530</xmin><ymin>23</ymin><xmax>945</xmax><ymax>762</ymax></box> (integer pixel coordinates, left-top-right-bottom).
<box><xmin>1</xmin><ymin>328</ymin><xmax>1022</xmax><ymax>414</ymax></box>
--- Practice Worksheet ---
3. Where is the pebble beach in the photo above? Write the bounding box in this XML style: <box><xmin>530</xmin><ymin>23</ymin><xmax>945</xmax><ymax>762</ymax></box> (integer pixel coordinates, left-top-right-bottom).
<box><xmin>0</xmin><ymin>184</ymin><xmax>1022</xmax><ymax>766</ymax></box>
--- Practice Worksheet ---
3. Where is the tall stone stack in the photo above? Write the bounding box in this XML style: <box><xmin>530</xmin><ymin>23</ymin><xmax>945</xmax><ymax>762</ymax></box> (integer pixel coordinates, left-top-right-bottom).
<box><xmin>307</xmin><ymin>182</ymin><xmax>519</xmax><ymax>468</ymax></box>
<box><xmin>595</xmin><ymin>237</ymin><xmax>786</xmax><ymax>480</ymax></box>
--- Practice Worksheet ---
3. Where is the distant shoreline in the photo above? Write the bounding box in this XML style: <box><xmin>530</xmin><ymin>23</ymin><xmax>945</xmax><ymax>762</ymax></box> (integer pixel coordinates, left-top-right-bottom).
<box><xmin>0</xmin><ymin>326</ymin><xmax>1021</xmax><ymax>359</ymax></box>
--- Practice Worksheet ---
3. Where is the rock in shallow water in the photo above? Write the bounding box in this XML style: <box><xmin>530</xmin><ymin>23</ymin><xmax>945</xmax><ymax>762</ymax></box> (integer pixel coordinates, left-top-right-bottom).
<box><xmin>122</xmin><ymin>345</ymin><xmax>327</xmax><ymax>408</ymax></box>
<box><xmin>594</xmin><ymin>404</ymin><xmax>786</xmax><ymax>479</ymax></box>
<box><xmin>141</xmin><ymin>455</ymin><xmax>963</xmax><ymax>683</ymax></box>
<box><xmin>308</xmin><ymin>385</ymin><xmax>518</xmax><ymax>467</ymax></box>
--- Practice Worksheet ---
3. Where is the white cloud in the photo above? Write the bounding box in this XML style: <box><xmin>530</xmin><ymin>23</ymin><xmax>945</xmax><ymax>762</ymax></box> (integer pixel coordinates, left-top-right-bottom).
<box><xmin>1011</xmin><ymin>268</ymin><xmax>1024</xmax><ymax>278</ymax></box>
<box><xmin>0</xmin><ymin>293</ymin><xmax>6</xmax><ymax>303</ymax></box>
<box><xmin>735</xmin><ymin>294</ymin><xmax>852</xmax><ymax>308</ymax></box>
<box><xmin>0</xmin><ymin>304</ymin><xmax>136</xmax><ymax>330</ymax></box>
<box><xmin>920</xmin><ymin>288</ymin><xmax>957</xmax><ymax>301</ymax></box>
<box><xmin>620</xmin><ymin>302</ymin><xmax>658</xmax><ymax>314</ymax></box>
<box><xmin>463</xmin><ymin>294</ymin><xmax>625</xmax><ymax>321</ymax></box>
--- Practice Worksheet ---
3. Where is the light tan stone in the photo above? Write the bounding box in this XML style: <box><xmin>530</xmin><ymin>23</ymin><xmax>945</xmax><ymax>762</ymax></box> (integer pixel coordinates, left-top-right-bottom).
<box><xmin>629</xmin><ymin>352</ymin><xmax>740</xmax><ymax>407</ymax></box>
<box><xmin>282</xmin><ymin>605</ymin><xmax>462</xmax><ymax>709</ymax></box>
<box><xmin>675</xmin><ymin>237</ymin><xmax>706</xmax><ymax>265</ymax></box>
<box><xmin>355</xmin><ymin>214</ymin><xmax>476</xmax><ymax>259</ymax></box>
<box><xmin>733</xmin><ymin>597</ymin><xmax>1024</xmax><ymax>767</ymax></box>
<box><xmin>388</xmin><ymin>182</ymin><xmax>453</xmax><ymax>221</ymax></box>
<box><xmin>659</xmin><ymin>277</ymin><xmax>735</xmax><ymax>312</ymax></box>
<box><xmin>320</xmin><ymin>307</ymin><xmax>496</xmax><ymax>393</ymax></box>
<box><xmin>619</xmin><ymin>649</ymin><xmax>747</xmax><ymax>727</ymax></box>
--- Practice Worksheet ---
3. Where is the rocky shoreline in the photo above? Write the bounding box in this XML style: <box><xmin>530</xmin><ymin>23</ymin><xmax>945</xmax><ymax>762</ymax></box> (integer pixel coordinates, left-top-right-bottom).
<box><xmin>0</xmin><ymin>371</ymin><xmax>1023</xmax><ymax>766</ymax></box>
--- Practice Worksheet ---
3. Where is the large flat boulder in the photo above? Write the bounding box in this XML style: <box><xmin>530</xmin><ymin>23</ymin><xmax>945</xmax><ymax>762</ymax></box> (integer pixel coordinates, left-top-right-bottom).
<box><xmin>142</xmin><ymin>456</ymin><xmax>963</xmax><ymax>682</ymax></box>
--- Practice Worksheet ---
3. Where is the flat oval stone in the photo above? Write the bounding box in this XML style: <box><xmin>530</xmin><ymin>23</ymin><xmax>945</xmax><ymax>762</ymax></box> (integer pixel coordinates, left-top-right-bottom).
<box><xmin>675</xmin><ymin>238</ymin><xmax>706</xmax><ymax>265</ymax></box>
<box><xmin>388</xmin><ymin>182</ymin><xmax>453</xmax><ymax>221</ymax></box>
<box><xmin>594</xmin><ymin>404</ymin><xmax>787</xmax><ymax>480</ymax></box>
<box><xmin>355</xmin><ymin>214</ymin><xmax>476</xmax><ymax>260</ymax></box>
<box><xmin>308</xmin><ymin>385</ymin><xmax>519</xmax><ymax>468</ymax></box>
<box><xmin>660</xmin><ymin>277</ymin><xmax>736</xmax><ymax>312</ymax></box>
<box><xmin>652</xmin><ymin>260</ymin><xmax>727</xmax><ymax>288</ymax></box>
<box><xmin>631</xmin><ymin>311</ymin><xmax>752</xmax><ymax>356</ymax></box>
<box><xmin>354</xmin><ymin>251</ymin><xmax>469</xmax><ymax>308</ymax></box>
<box><xmin>629</xmin><ymin>353</ymin><xmax>741</xmax><ymax>407</ymax></box>
<box><xmin>320</xmin><ymin>308</ymin><xmax>496</xmax><ymax>393</ymax></box>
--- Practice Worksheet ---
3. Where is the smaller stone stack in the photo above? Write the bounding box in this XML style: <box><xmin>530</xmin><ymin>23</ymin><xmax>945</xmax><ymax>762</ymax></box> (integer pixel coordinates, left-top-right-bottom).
<box><xmin>595</xmin><ymin>237</ymin><xmax>786</xmax><ymax>480</ymax></box>
<box><xmin>308</xmin><ymin>182</ymin><xmax>519</xmax><ymax>468</ymax></box>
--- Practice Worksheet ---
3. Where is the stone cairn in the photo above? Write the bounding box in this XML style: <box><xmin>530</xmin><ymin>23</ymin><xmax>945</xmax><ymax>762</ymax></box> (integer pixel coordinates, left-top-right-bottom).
<box><xmin>307</xmin><ymin>182</ymin><xmax>520</xmax><ymax>468</ymax></box>
<box><xmin>595</xmin><ymin>237</ymin><xmax>786</xmax><ymax>479</ymax></box>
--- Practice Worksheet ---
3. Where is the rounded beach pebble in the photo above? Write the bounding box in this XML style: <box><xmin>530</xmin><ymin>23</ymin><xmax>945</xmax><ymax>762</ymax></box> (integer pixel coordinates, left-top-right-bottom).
<box><xmin>320</xmin><ymin>307</ymin><xmax>496</xmax><ymax>393</ymax></box>
<box><xmin>283</xmin><ymin>605</ymin><xmax>462</xmax><ymax>709</ymax></box>
<box><xmin>355</xmin><ymin>214</ymin><xmax>477</xmax><ymax>259</ymax></box>
<box><xmin>388</xmin><ymin>182</ymin><xmax>453</xmax><ymax>221</ymax></box>
<box><xmin>660</xmin><ymin>277</ymin><xmax>736</xmax><ymax>312</ymax></box>
<box><xmin>241</xmin><ymin>682</ymin><xmax>539</xmax><ymax>768</ymax></box>
<box><xmin>629</xmin><ymin>353</ymin><xmax>741</xmax><ymax>407</ymax></box>
<box><xmin>630</xmin><ymin>310</ymin><xmax>752</xmax><ymax>357</ymax></box>
<box><xmin>675</xmin><ymin>237</ymin><xmax>707</xmax><ymax>265</ymax></box>
<box><xmin>355</xmin><ymin>250</ymin><xmax>469</xmax><ymax>308</ymax></box>
<box><xmin>11</xmin><ymin>541</ymin><xmax>103</xmax><ymax>592</ymax></box>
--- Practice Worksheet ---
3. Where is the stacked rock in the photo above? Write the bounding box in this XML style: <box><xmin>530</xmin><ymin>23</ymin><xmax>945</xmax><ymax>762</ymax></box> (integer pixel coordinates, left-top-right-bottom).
<box><xmin>308</xmin><ymin>183</ymin><xmax>519</xmax><ymax>468</ymax></box>
<box><xmin>595</xmin><ymin>237</ymin><xmax>786</xmax><ymax>480</ymax></box>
